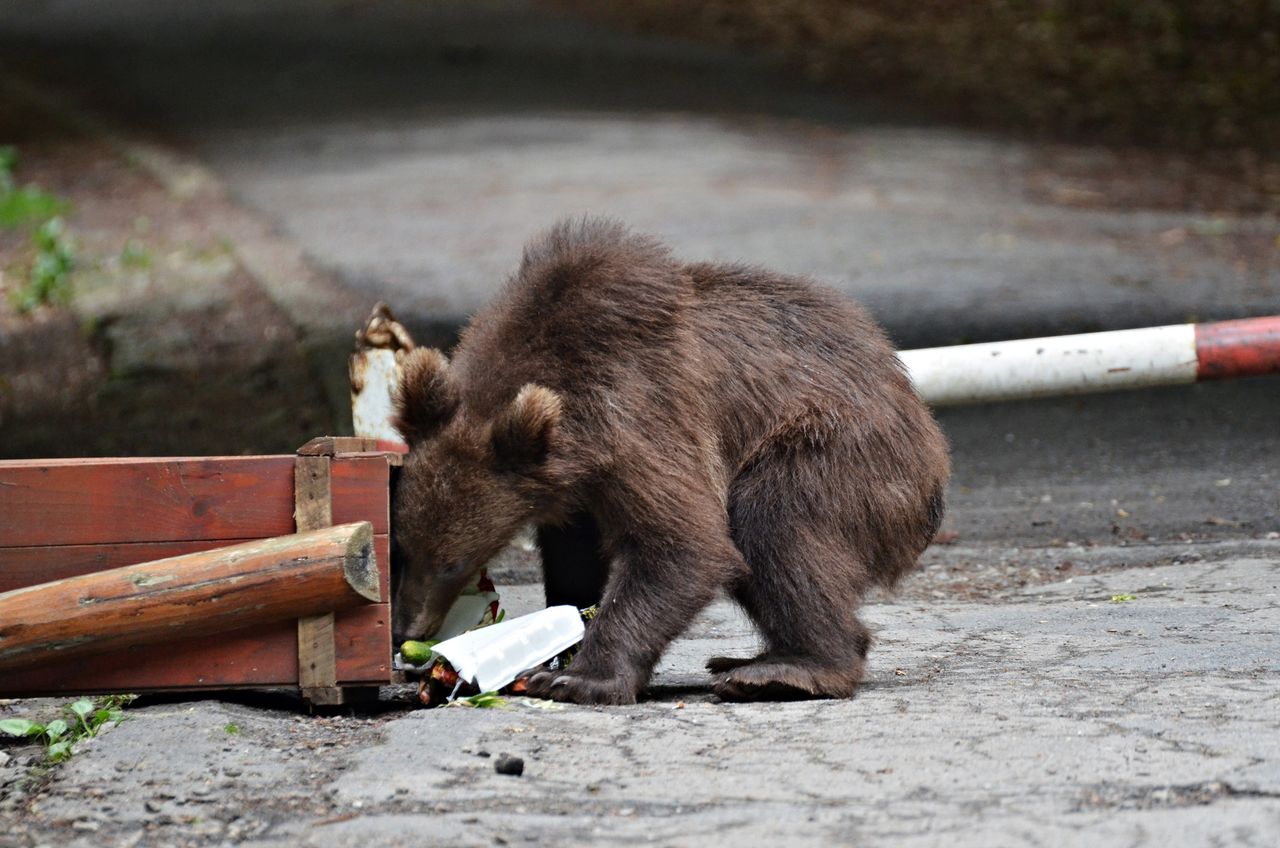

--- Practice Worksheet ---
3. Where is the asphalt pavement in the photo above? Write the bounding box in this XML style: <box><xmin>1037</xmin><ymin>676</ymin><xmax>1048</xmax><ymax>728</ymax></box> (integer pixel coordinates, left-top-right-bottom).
<box><xmin>5</xmin><ymin>565</ymin><xmax>1279</xmax><ymax>846</ymax></box>
<box><xmin>1</xmin><ymin>1</ymin><xmax>1278</xmax><ymax>845</ymax></box>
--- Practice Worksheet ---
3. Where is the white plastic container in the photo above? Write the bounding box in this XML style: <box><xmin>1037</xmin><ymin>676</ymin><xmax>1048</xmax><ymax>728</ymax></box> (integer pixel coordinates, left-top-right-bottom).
<box><xmin>430</xmin><ymin>605</ymin><xmax>586</xmax><ymax>693</ymax></box>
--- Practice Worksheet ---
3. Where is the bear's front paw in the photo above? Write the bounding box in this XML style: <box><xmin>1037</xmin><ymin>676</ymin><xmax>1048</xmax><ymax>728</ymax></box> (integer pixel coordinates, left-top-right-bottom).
<box><xmin>522</xmin><ymin>667</ymin><xmax>638</xmax><ymax>705</ymax></box>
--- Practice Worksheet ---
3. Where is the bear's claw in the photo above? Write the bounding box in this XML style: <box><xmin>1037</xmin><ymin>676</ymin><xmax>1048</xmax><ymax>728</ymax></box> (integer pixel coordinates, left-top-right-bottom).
<box><xmin>705</xmin><ymin>655</ymin><xmax>760</xmax><ymax>673</ymax></box>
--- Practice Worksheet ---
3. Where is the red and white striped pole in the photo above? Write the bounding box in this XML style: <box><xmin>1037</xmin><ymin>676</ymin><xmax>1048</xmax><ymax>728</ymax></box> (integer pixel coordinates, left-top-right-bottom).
<box><xmin>899</xmin><ymin>316</ymin><xmax>1280</xmax><ymax>406</ymax></box>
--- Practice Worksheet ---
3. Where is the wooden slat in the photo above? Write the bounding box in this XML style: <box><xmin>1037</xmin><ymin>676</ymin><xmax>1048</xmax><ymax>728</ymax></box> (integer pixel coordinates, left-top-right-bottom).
<box><xmin>0</xmin><ymin>455</ymin><xmax>288</xmax><ymax>467</ymax></box>
<box><xmin>297</xmin><ymin>436</ymin><xmax>381</xmax><ymax>456</ymax></box>
<box><xmin>0</xmin><ymin>540</ymin><xmax>245</xmax><ymax>593</ymax></box>
<box><xmin>330</xmin><ymin>454</ymin><xmax>391</xmax><ymax>533</ymax></box>
<box><xmin>333</xmin><ymin>534</ymin><xmax>392</xmax><ymax>683</ymax></box>
<box><xmin>0</xmin><ymin>620</ymin><xmax>300</xmax><ymax>694</ymax></box>
<box><xmin>294</xmin><ymin>455</ymin><xmax>334</xmax><ymax>530</ymax></box>
<box><xmin>327</xmin><ymin>457</ymin><xmax>392</xmax><ymax>685</ymax></box>
<box><xmin>334</xmin><ymin>604</ymin><xmax>391</xmax><ymax>683</ymax></box>
<box><xmin>295</xmin><ymin>454</ymin><xmax>338</xmax><ymax>698</ymax></box>
<box><xmin>0</xmin><ymin>456</ymin><xmax>296</xmax><ymax>547</ymax></box>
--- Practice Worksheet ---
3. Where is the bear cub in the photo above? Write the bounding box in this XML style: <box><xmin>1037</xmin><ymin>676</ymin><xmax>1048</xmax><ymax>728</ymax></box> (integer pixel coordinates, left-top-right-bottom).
<box><xmin>391</xmin><ymin>218</ymin><xmax>950</xmax><ymax>704</ymax></box>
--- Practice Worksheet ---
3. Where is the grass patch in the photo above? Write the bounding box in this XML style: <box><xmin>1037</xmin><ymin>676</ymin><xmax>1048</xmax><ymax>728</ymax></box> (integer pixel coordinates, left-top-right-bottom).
<box><xmin>9</xmin><ymin>216</ymin><xmax>76</xmax><ymax>312</ymax></box>
<box><xmin>2</xmin><ymin>146</ymin><xmax>78</xmax><ymax>311</ymax></box>
<box><xmin>119</xmin><ymin>238</ymin><xmax>153</xmax><ymax>270</ymax></box>
<box><xmin>0</xmin><ymin>186</ymin><xmax>68</xmax><ymax>228</ymax></box>
<box><xmin>0</xmin><ymin>145</ymin><xmax>68</xmax><ymax>227</ymax></box>
<box><xmin>0</xmin><ymin>696</ymin><xmax>133</xmax><ymax>764</ymax></box>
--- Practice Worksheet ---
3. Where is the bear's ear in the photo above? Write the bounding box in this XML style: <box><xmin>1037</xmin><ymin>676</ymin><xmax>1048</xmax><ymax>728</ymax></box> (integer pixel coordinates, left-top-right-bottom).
<box><xmin>492</xmin><ymin>384</ymin><xmax>562</xmax><ymax>470</ymax></box>
<box><xmin>394</xmin><ymin>348</ymin><xmax>460</xmax><ymax>444</ymax></box>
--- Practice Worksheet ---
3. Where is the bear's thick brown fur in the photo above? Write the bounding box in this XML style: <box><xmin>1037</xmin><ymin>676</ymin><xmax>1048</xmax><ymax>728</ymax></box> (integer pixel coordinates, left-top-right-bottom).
<box><xmin>391</xmin><ymin>218</ymin><xmax>950</xmax><ymax>704</ymax></box>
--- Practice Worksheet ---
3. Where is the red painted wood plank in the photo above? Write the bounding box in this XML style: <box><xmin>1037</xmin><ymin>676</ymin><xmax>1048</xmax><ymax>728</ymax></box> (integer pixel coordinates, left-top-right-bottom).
<box><xmin>333</xmin><ymin>534</ymin><xmax>392</xmax><ymax>683</ymax></box>
<box><xmin>0</xmin><ymin>540</ymin><xmax>251</xmax><ymax>594</ymax></box>
<box><xmin>334</xmin><ymin>604</ymin><xmax>391</xmax><ymax>684</ymax></box>
<box><xmin>0</xmin><ymin>620</ymin><xmax>300</xmax><ymax>695</ymax></box>
<box><xmin>0</xmin><ymin>455</ymin><xmax>289</xmax><ymax>467</ymax></box>
<box><xmin>330</xmin><ymin>454</ymin><xmax>391</xmax><ymax>534</ymax></box>
<box><xmin>0</xmin><ymin>456</ymin><xmax>296</xmax><ymax>547</ymax></box>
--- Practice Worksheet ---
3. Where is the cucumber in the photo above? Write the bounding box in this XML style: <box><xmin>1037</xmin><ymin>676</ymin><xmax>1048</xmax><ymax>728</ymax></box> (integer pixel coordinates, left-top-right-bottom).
<box><xmin>400</xmin><ymin>640</ymin><xmax>438</xmax><ymax>665</ymax></box>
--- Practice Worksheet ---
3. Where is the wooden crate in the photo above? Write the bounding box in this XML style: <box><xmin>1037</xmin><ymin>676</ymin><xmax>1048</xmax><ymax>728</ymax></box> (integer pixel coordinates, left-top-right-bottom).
<box><xmin>0</xmin><ymin>438</ymin><xmax>402</xmax><ymax>702</ymax></box>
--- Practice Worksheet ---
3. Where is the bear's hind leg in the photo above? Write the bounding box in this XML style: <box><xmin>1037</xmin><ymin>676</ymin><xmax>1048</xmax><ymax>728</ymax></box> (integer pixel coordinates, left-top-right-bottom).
<box><xmin>715</xmin><ymin>449</ymin><xmax>876</xmax><ymax>701</ymax></box>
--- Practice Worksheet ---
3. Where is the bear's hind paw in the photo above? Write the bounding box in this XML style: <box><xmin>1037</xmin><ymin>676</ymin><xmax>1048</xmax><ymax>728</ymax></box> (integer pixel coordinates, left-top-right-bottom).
<box><xmin>524</xmin><ymin>668</ymin><xmax>638</xmax><ymax>705</ymax></box>
<box><xmin>712</xmin><ymin>659</ymin><xmax>858</xmax><ymax>702</ymax></box>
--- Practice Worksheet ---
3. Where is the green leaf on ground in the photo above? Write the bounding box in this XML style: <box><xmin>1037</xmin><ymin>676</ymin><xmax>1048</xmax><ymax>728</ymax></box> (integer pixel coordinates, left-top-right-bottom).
<box><xmin>0</xmin><ymin>186</ymin><xmax>69</xmax><ymax>228</ymax></box>
<box><xmin>10</xmin><ymin>216</ymin><xmax>76</xmax><ymax>312</ymax></box>
<box><xmin>0</xmin><ymin>718</ymin><xmax>42</xmax><ymax>737</ymax></box>
<box><xmin>45</xmin><ymin>740</ymin><xmax>73</xmax><ymax>763</ymax></box>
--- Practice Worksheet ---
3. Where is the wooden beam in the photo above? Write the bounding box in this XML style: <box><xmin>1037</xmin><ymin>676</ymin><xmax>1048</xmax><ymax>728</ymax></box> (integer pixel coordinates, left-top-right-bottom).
<box><xmin>0</xmin><ymin>545</ymin><xmax>393</xmax><ymax>697</ymax></box>
<box><xmin>0</xmin><ymin>522</ymin><xmax>379</xmax><ymax>673</ymax></box>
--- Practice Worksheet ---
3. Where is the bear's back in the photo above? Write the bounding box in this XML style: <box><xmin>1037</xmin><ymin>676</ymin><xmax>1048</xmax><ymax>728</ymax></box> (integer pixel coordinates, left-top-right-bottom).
<box><xmin>452</xmin><ymin>219</ymin><xmax>918</xmax><ymax>437</ymax></box>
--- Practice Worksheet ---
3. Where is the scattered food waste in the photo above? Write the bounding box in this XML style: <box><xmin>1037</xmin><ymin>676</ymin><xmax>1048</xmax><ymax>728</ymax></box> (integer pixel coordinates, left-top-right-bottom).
<box><xmin>399</xmin><ymin>640</ymin><xmax>438</xmax><ymax>666</ymax></box>
<box><xmin>1110</xmin><ymin>594</ymin><xmax>1138</xmax><ymax>603</ymax></box>
<box><xmin>397</xmin><ymin>604</ymin><xmax>598</xmax><ymax>707</ymax></box>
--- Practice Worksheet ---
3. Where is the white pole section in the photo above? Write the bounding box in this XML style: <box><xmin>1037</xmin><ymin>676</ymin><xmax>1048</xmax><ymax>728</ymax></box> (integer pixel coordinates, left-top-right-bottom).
<box><xmin>350</xmin><ymin>302</ymin><xmax>414</xmax><ymax>441</ymax></box>
<box><xmin>898</xmin><ymin>324</ymin><xmax>1199</xmax><ymax>406</ymax></box>
<box><xmin>350</xmin><ymin>347</ymin><xmax>402</xmax><ymax>441</ymax></box>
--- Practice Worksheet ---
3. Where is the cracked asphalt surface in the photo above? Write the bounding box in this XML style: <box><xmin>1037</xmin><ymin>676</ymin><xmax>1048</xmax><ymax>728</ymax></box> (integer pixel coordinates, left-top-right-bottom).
<box><xmin>1</xmin><ymin>1</ymin><xmax>1278</xmax><ymax>845</ymax></box>
<box><xmin>4</xmin><ymin>561</ymin><xmax>1279</xmax><ymax>846</ymax></box>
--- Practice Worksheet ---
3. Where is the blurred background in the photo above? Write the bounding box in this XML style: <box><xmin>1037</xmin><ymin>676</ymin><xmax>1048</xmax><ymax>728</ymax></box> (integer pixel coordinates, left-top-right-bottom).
<box><xmin>1</xmin><ymin>1</ymin><xmax>1276</xmax><ymax>550</ymax></box>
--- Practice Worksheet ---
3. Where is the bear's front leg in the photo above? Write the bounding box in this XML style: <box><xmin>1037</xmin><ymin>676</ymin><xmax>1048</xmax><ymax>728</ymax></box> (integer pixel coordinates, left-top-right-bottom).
<box><xmin>525</xmin><ymin>496</ymin><xmax>747</xmax><ymax>705</ymax></box>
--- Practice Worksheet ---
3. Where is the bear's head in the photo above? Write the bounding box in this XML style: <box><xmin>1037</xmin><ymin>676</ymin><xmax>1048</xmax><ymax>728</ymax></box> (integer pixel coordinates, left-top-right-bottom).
<box><xmin>390</xmin><ymin>347</ymin><xmax>563</xmax><ymax>643</ymax></box>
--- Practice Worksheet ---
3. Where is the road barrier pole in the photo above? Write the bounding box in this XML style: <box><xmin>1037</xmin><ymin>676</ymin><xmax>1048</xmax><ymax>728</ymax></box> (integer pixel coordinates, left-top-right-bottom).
<box><xmin>899</xmin><ymin>316</ymin><xmax>1280</xmax><ymax>406</ymax></box>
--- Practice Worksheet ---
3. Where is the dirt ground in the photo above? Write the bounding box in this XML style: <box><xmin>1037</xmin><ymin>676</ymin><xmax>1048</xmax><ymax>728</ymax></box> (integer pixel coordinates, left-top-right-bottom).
<box><xmin>0</xmin><ymin>85</ymin><xmax>367</xmax><ymax>458</ymax></box>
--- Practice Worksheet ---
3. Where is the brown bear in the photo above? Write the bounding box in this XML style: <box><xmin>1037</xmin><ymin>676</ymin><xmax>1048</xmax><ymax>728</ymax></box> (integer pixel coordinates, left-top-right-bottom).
<box><xmin>391</xmin><ymin>218</ymin><xmax>950</xmax><ymax>705</ymax></box>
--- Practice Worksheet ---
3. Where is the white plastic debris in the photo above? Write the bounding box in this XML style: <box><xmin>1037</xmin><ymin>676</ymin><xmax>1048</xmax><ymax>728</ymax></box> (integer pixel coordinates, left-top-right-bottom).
<box><xmin>431</xmin><ymin>584</ymin><xmax>502</xmax><ymax>642</ymax></box>
<box><xmin>430</xmin><ymin>606</ymin><xmax>585</xmax><ymax>693</ymax></box>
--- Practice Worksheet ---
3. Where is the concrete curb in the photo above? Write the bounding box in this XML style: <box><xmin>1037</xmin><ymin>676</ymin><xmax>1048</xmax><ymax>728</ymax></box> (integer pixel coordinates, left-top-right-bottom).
<box><xmin>1</xmin><ymin>71</ymin><xmax>372</xmax><ymax>434</ymax></box>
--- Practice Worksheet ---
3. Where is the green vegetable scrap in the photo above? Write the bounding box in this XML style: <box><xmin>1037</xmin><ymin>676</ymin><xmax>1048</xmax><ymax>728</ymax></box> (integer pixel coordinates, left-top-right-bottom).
<box><xmin>400</xmin><ymin>639</ymin><xmax>439</xmax><ymax>665</ymax></box>
<box><xmin>1110</xmin><ymin>593</ymin><xmax>1138</xmax><ymax>603</ymax></box>
<box><xmin>446</xmin><ymin>691</ymin><xmax>508</xmax><ymax>709</ymax></box>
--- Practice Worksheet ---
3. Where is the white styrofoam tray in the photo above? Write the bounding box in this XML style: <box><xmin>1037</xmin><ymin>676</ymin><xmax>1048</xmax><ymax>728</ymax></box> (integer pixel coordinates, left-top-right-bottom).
<box><xmin>431</xmin><ymin>605</ymin><xmax>585</xmax><ymax>694</ymax></box>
